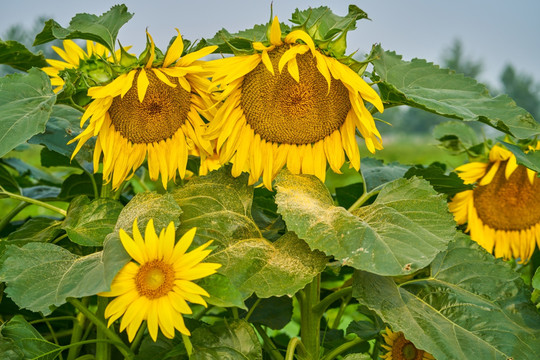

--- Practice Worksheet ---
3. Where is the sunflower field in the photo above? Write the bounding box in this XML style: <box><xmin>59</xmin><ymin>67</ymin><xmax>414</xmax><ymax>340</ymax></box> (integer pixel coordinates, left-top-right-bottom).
<box><xmin>1</xmin><ymin>4</ymin><xmax>540</xmax><ymax>360</ymax></box>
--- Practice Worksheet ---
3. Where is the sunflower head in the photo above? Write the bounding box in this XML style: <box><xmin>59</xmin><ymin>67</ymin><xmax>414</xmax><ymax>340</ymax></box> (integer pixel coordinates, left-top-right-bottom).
<box><xmin>99</xmin><ymin>218</ymin><xmax>221</xmax><ymax>342</ymax></box>
<box><xmin>449</xmin><ymin>143</ymin><xmax>540</xmax><ymax>262</ymax></box>
<box><xmin>206</xmin><ymin>9</ymin><xmax>383</xmax><ymax>189</ymax></box>
<box><xmin>381</xmin><ymin>327</ymin><xmax>435</xmax><ymax>360</ymax></box>
<box><xmin>68</xmin><ymin>30</ymin><xmax>217</xmax><ymax>190</ymax></box>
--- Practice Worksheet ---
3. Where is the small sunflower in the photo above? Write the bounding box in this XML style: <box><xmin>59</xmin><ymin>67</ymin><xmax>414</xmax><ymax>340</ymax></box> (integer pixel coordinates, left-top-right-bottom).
<box><xmin>99</xmin><ymin>219</ymin><xmax>221</xmax><ymax>341</ymax></box>
<box><xmin>42</xmin><ymin>39</ymin><xmax>115</xmax><ymax>93</ymax></box>
<box><xmin>69</xmin><ymin>30</ymin><xmax>217</xmax><ymax>189</ymax></box>
<box><xmin>206</xmin><ymin>16</ymin><xmax>384</xmax><ymax>189</ymax></box>
<box><xmin>381</xmin><ymin>327</ymin><xmax>435</xmax><ymax>360</ymax></box>
<box><xmin>449</xmin><ymin>143</ymin><xmax>540</xmax><ymax>262</ymax></box>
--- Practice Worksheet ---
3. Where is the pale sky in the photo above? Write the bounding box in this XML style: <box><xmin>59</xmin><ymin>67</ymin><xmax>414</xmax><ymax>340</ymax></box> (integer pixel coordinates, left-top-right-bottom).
<box><xmin>1</xmin><ymin>0</ymin><xmax>539</xmax><ymax>87</ymax></box>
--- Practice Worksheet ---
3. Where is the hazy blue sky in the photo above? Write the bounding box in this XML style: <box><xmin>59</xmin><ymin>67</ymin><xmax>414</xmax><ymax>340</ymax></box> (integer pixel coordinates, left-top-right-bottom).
<box><xmin>1</xmin><ymin>0</ymin><xmax>539</xmax><ymax>87</ymax></box>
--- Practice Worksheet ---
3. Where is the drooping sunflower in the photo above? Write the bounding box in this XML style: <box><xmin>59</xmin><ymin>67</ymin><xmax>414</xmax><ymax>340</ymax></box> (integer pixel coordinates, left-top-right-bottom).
<box><xmin>99</xmin><ymin>219</ymin><xmax>221</xmax><ymax>341</ymax></box>
<box><xmin>449</xmin><ymin>143</ymin><xmax>540</xmax><ymax>262</ymax></box>
<box><xmin>42</xmin><ymin>39</ymin><xmax>116</xmax><ymax>93</ymax></box>
<box><xmin>69</xmin><ymin>30</ymin><xmax>217</xmax><ymax>189</ymax></box>
<box><xmin>206</xmin><ymin>16</ymin><xmax>384</xmax><ymax>189</ymax></box>
<box><xmin>381</xmin><ymin>327</ymin><xmax>435</xmax><ymax>360</ymax></box>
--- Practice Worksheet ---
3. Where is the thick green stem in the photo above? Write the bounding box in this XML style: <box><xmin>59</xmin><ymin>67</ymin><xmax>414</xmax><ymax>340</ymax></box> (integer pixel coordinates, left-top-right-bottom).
<box><xmin>347</xmin><ymin>189</ymin><xmax>380</xmax><ymax>212</ymax></box>
<box><xmin>0</xmin><ymin>202</ymin><xmax>28</xmax><ymax>232</ymax></box>
<box><xmin>182</xmin><ymin>333</ymin><xmax>193</xmax><ymax>357</ymax></box>
<box><xmin>320</xmin><ymin>337</ymin><xmax>365</xmax><ymax>360</ymax></box>
<box><xmin>285</xmin><ymin>337</ymin><xmax>308</xmax><ymax>360</ymax></box>
<box><xmin>96</xmin><ymin>297</ymin><xmax>111</xmax><ymax>360</ymax></box>
<box><xmin>83</xmin><ymin>169</ymin><xmax>99</xmax><ymax>199</ymax></box>
<box><xmin>130</xmin><ymin>322</ymin><xmax>146</xmax><ymax>353</ymax></box>
<box><xmin>100</xmin><ymin>182</ymin><xmax>113</xmax><ymax>199</ymax></box>
<box><xmin>312</xmin><ymin>287</ymin><xmax>352</xmax><ymax>318</ymax></box>
<box><xmin>254</xmin><ymin>324</ymin><xmax>284</xmax><ymax>360</ymax></box>
<box><xmin>67</xmin><ymin>298</ymin><xmax>134</xmax><ymax>359</ymax></box>
<box><xmin>67</xmin><ymin>297</ymin><xmax>88</xmax><ymax>360</ymax></box>
<box><xmin>299</xmin><ymin>275</ymin><xmax>321</xmax><ymax>360</ymax></box>
<box><xmin>0</xmin><ymin>188</ymin><xmax>66</xmax><ymax>216</ymax></box>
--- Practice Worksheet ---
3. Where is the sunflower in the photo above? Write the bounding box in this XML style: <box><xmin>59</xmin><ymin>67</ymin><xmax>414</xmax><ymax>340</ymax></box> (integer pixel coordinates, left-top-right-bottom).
<box><xmin>381</xmin><ymin>327</ymin><xmax>435</xmax><ymax>360</ymax></box>
<box><xmin>42</xmin><ymin>40</ymin><xmax>116</xmax><ymax>93</ymax></box>
<box><xmin>99</xmin><ymin>219</ymin><xmax>221</xmax><ymax>341</ymax></box>
<box><xmin>449</xmin><ymin>143</ymin><xmax>540</xmax><ymax>262</ymax></box>
<box><xmin>69</xmin><ymin>30</ymin><xmax>217</xmax><ymax>189</ymax></box>
<box><xmin>206</xmin><ymin>16</ymin><xmax>384</xmax><ymax>189</ymax></box>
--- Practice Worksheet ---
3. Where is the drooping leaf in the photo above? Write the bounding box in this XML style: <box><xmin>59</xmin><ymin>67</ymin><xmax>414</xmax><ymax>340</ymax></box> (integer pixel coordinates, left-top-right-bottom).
<box><xmin>372</xmin><ymin>47</ymin><xmax>540</xmax><ymax>139</ymax></box>
<box><xmin>353</xmin><ymin>234</ymin><xmax>540</xmax><ymax>360</ymax></box>
<box><xmin>191</xmin><ymin>320</ymin><xmax>262</xmax><ymax>360</ymax></box>
<box><xmin>172</xmin><ymin>168</ymin><xmax>327</xmax><ymax>299</ymax></box>
<box><xmin>335</xmin><ymin>182</ymin><xmax>364</xmax><ymax>209</ymax></box>
<box><xmin>404</xmin><ymin>162</ymin><xmax>473</xmax><ymax>196</ymax></box>
<box><xmin>28</xmin><ymin>104</ymin><xmax>83</xmax><ymax>159</ymax></box>
<box><xmin>0</xmin><ymin>40</ymin><xmax>48</xmax><ymax>71</ymax></box>
<box><xmin>58</xmin><ymin>173</ymin><xmax>101</xmax><ymax>200</ymax></box>
<box><xmin>0</xmin><ymin>243</ymin><xmax>107</xmax><ymax>315</ymax></box>
<box><xmin>0</xmin><ymin>315</ymin><xmax>60</xmax><ymax>360</ymax></box>
<box><xmin>0</xmin><ymin>163</ymin><xmax>20</xmax><ymax>194</ymax></box>
<box><xmin>240</xmin><ymin>296</ymin><xmax>293</xmax><ymax>330</ymax></box>
<box><xmin>360</xmin><ymin>158</ymin><xmax>409</xmax><ymax>192</ymax></box>
<box><xmin>6</xmin><ymin>218</ymin><xmax>63</xmax><ymax>243</ymax></box>
<box><xmin>433</xmin><ymin>120</ymin><xmax>479</xmax><ymax>151</ymax></box>
<box><xmin>21</xmin><ymin>186</ymin><xmax>61</xmax><ymax>200</ymax></box>
<box><xmin>275</xmin><ymin>172</ymin><xmax>455</xmax><ymax>275</ymax></box>
<box><xmin>33</xmin><ymin>5</ymin><xmax>133</xmax><ymax>53</ymax></box>
<box><xmin>61</xmin><ymin>195</ymin><xmax>123</xmax><ymax>246</ymax></box>
<box><xmin>3</xmin><ymin>158</ymin><xmax>61</xmax><ymax>185</ymax></box>
<box><xmin>502</xmin><ymin>141</ymin><xmax>540</xmax><ymax>173</ymax></box>
<box><xmin>0</xmin><ymin>68</ymin><xmax>55</xmax><ymax>157</ymax></box>
<box><xmin>251</xmin><ymin>187</ymin><xmax>286</xmax><ymax>241</ymax></box>
<box><xmin>197</xmin><ymin>274</ymin><xmax>246</xmax><ymax>310</ymax></box>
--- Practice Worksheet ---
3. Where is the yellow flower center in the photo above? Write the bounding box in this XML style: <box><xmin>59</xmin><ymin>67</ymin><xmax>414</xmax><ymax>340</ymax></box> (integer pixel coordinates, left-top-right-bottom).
<box><xmin>392</xmin><ymin>333</ymin><xmax>425</xmax><ymax>360</ymax></box>
<box><xmin>109</xmin><ymin>69</ymin><xmax>191</xmax><ymax>144</ymax></box>
<box><xmin>135</xmin><ymin>260</ymin><xmax>175</xmax><ymax>299</ymax></box>
<box><xmin>241</xmin><ymin>46</ymin><xmax>351</xmax><ymax>145</ymax></box>
<box><xmin>474</xmin><ymin>162</ymin><xmax>540</xmax><ymax>230</ymax></box>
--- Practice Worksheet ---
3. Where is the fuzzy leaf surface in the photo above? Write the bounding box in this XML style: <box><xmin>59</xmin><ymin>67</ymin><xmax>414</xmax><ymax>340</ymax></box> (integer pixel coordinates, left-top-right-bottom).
<box><xmin>372</xmin><ymin>47</ymin><xmax>540</xmax><ymax>139</ymax></box>
<box><xmin>172</xmin><ymin>169</ymin><xmax>327</xmax><ymax>299</ymax></box>
<box><xmin>353</xmin><ymin>235</ymin><xmax>540</xmax><ymax>360</ymax></box>
<box><xmin>275</xmin><ymin>172</ymin><xmax>454</xmax><ymax>275</ymax></box>
<box><xmin>0</xmin><ymin>40</ymin><xmax>47</xmax><ymax>71</ymax></box>
<box><xmin>33</xmin><ymin>5</ymin><xmax>133</xmax><ymax>52</ymax></box>
<box><xmin>0</xmin><ymin>68</ymin><xmax>55</xmax><ymax>157</ymax></box>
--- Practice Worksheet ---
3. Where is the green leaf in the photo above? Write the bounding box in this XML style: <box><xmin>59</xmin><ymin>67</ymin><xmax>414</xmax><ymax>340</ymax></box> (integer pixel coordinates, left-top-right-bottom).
<box><xmin>0</xmin><ymin>68</ymin><xmax>56</xmax><ymax>157</ymax></box>
<box><xmin>61</xmin><ymin>195</ymin><xmax>123</xmax><ymax>246</ymax></box>
<box><xmin>33</xmin><ymin>5</ymin><xmax>133</xmax><ymax>52</ymax></box>
<box><xmin>353</xmin><ymin>234</ymin><xmax>540</xmax><ymax>360</ymax></box>
<box><xmin>0</xmin><ymin>315</ymin><xmax>60</xmax><ymax>360</ymax></box>
<box><xmin>335</xmin><ymin>182</ymin><xmax>364</xmax><ymax>209</ymax></box>
<box><xmin>360</xmin><ymin>158</ymin><xmax>409</xmax><ymax>192</ymax></box>
<box><xmin>172</xmin><ymin>168</ymin><xmax>328</xmax><ymax>299</ymax></box>
<box><xmin>241</xmin><ymin>296</ymin><xmax>292</xmax><ymax>330</ymax></box>
<box><xmin>197</xmin><ymin>274</ymin><xmax>246</xmax><ymax>310</ymax></box>
<box><xmin>0</xmin><ymin>336</ymin><xmax>24</xmax><ymax>360</ymax></box>
<box><xmin>0</xmin><ymin>163</ymin><xmax>20</xmax><ymax>194</ymax></box>
<box><xmin>501</xmin><ymin>142</ymin><xmax>540</xmax><ymax>173</ymax></box>
<box><xmin>3</xmin><ymin>158</ymin><xmax>61</xmax><ymax>185</ymax></box>
<box><xmin>5</xmin><ymin>218</ymin><xmax>62</xmax><ymax>243</ymax></box>
<box><xmin>372</xmin><ymin>47</ymin><xmax>540</xmax><ymax>139</ymax></box>
<box><xmin>533</xmin><ymin>267</ymin><xmax>540</xmax><ymax>291</ymax></box>
<box><xmin>404</xmin><ymin>162</ymin><xmax>473</xmax><ymax>196</ymax></box>
<box><xmin>433</xmin><ymin>120</ymin><xmax>479</xmax><ymax>151</ymax></box>
<box><xmin>191</xmin><ymin>320</ymin><xmax>262</xmax><ymax>360</ymax></box>
<box><xmin>28</xmin><ymin>104</ymin><xmax>84</xmax><ymax>159</ymax></box>
<box><xmin>202</xmin><ymin>24</ymin><xmax>270</xmax><ymax>54</ymax></box>
<box><xmin>21</xmin><ymin>186</ymin><xmax>61</xmax><ymax>200</ymax></box>
<box><xmin>275</xmin><ymin>172</ymin><xmax>455</xmax><ymax>275</ymax></box>
<box><xmin>252</xmin><ymin>187</ymin><xmax>286</xmax><ymax>241</ymax></box>
<box><xmin>58</xmin><ymin>173</ymin><xmax>101</xmax><ymax>200</ymax></box>
<box><xmin>346</xmin><ymin>319</ymin><xmax>383</xmax><ymax>340</ymax></box>
<box><xmin>0</xmin><ymin>40</ymin><xmax>48</xmax><ymax>71</ymax></box>
<box><xmin>0</xmin><ymin>242</ymin><xmax>108</xmax><ymax>315</ymax></box>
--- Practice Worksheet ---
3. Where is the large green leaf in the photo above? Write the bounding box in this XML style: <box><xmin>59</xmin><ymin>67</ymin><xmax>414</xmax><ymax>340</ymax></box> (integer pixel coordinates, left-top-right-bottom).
<box><xmin>33</xmin><ymin>5</ymin><xmax>133</xmax><ymax>52</ymax></box>
<box><xmin>0</xmin><ymin>242</ymin><xmax>107</xmax><ymax>315</ymax></box>
<box><xmin>191</xmin><ymin>320</ymin><xmax>262</xmax><ymax>360</ymax></box>
<box><xmin>372</xmin><ymin>47</ymin><xmax>540</xmax><ymax>139</ymax></box>
<box><xmin>360</xmin><ymin>158</ymin><xmax>409</xmax><ymax>192</ymax></box>
<box><xmin>197</xmin><ymin>274</ymin><xmax>246</xmax><ymax>310</ymax></box>
<box><xmin>0</xmin><ymin>315</ymin><xmax>60</xmax><ymax>360</ymax></box>
<box><xmin>61</xmin><ymin>195</ymin><xmax>123</xmax><ymax>246</ymax></box>
<box><xmin>0</xmin><ymin>68</ymin><xmax>55</xmax><ymax>157</ymax></box>
<box><xmin>0</xmin><ymin>40</ymin><xmax>47</xmax><ymax>71</ymax></box>
<box><xmin>501</xmin><ymin>142</ymin><xmax>540</xmax><ymax>173</ymax></box>
<box><xmin>353</xmin><ymin>235</ymin><xmax>540</xmax><ymax>360</ymax></box>
<box><xmin>404</xmin><ymin>163</ymin><xmax>473</xmax><ymax>196</ymax></box>
<box><xmin>275</xmin><ymin>172</ymin><xmax>455</xmax><ymax>275</ymax></box>
<box><xmin>433</xmin><ymin>120</ymin><xmax>479</xmax><ymax>151</ymax></box>
<box><xmin>172</xmin><ymin>169</ymin><xmax>327</xmax><ymax>299</ymax></box>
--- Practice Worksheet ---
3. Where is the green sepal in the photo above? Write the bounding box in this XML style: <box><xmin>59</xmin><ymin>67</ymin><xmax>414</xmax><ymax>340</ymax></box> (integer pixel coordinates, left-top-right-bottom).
<box><xmin>118</xmin><ymin>41</ymin><xmax>138</xmax><ymax>68</ymax></box>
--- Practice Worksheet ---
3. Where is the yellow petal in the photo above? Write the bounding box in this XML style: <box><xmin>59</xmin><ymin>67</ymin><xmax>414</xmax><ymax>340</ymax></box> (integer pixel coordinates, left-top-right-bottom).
<box><xmin>119</xmin><ymin>229</ymin><xmax>145</xmax><ymax>264</ymax></box>
<box><xmin>145</xmin><ymin>31</ymin><xmax>156</xmax><ymax>68</ymax></box>
<box><xmin>285</xmin><ymin>30</ymin><xmax>316</xmax><ymax>54</ymax></box>
<box><xmin>163</xmin><ymin>29</ymin><xmax>184</xmax><ymax>67</ymax></box>
<box><xmin>261</xmin><ymin>50</ymin><xmax>275</xmax><ymax>75</ymax></box>
<box><xmin>270</xmin><ymin>16</ymin><xmax>283</xmax><ymax>46</ymax></box>
<box><xmin>176</xmin><ymin>45</ymin><xmax>218</xmax><ymax>67</ymax></box>
<box><xmin>137</xmin><ymin>69</ymin><xmax>149</xmax><ymax>103</ymax></box>
<box><xmin>152</xmin><ymin>68</ymin><xmax>177</xmax><ymax>88</ymax></box>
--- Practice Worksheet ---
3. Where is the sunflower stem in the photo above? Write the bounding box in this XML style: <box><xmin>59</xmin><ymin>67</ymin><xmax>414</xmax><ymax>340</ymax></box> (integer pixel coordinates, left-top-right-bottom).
<box><xmin>83</xmin><ymin>168</ymin><xmax>99</xmax><ymax>199</ymax></box>
<box><xmin>182</xmin><ymin>333</ymin><xmax>193</xmax><ymax>357</ymax></box>
<box><xmin>96</xmin><ymin>297</ymin><xmax>111</xmax><ymax>360</ymax></box>
<box><xmin>0</xmin><ymin>187</ymin><xmax>67</xmax><ymax>216</ymax></box>
<box><xmin>347</xmin><ymin>189</ymin><xmax>381</xmax><ymax>212</ymax></box>
<box><xmin>331</xmin><ymin>294</ymin><xmax>352</xmax><ymax>329</ymax></box>
<box><xmin>0</xmin><ymin>202</ymin><xmax>28</xmax><ymax>233</ymax></box>
<box><xmin>372</xmin><ymin>338</ymin><xmax>380</xmax><ymax>359</ymax></box>
<box><xmin>254</xmin><ymin>324</ymin><xmax>284</xmax><ymax>360</ymax></box>
<box><xmin>285</xmin><ymin>337</ymin><xmax>308</xmax><ymax>360</ymax></box>
<box><xmin>299</xmin><ymin>274</ymin><xmax>321</xmax><ymax>360</ymax></box>
<box><xmin>130</xmin><ymin>322</ymin><xmax>146</xmax><ymax>353</ymax></box>
<box><xmin>320</xmin><ymin>336</ymin><xmax>364</xmax><ymax>360</ymax></box>
<box><xmin>312</xmin><ymin>287</ymin><xmax>352</xmax><ymax>319</ymax></box>
<box><xmin>232</xmin><ymin>307</ymin><xmax>239</xmax><ymax>320</ymax></box>
<box><xmin>67</xmin><ymin>297</ymin><xmax>134</xmax><ymax>359</ymax></box>
<box><xmin>67</xmin><ymin>297</ymin><xmax>88</xmax><ymax>360</ymax></box>
<box><xmin>244</xmin><ymin>298</ymin><xmax>262</xmax><ymax>323</ymax></box>
<box><xmin>100</xmin><ymin>182</ymin><xmax>113</xmax><ymax>199</ymax></box>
